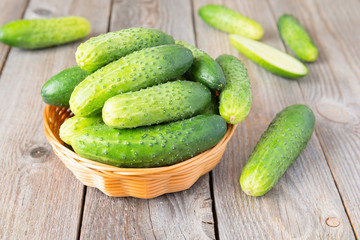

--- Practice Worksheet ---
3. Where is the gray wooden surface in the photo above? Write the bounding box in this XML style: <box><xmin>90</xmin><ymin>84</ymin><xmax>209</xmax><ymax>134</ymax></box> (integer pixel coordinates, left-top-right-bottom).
<box><xmin>0</xmin><ymin>0</ymin><xmax>359</xmax><ymax>239</ymax></box>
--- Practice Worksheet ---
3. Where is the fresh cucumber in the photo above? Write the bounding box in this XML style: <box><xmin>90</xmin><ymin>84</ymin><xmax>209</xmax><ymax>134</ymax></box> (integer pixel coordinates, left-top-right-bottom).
<box><xmin>200</xmin><ymin>95</ymin><xmax>219</xmax><ymax>115</ymax></box>
<box><xmin>230</xmin><ymin>34</ymin><xmax>308</xmax><ymax>78</ymax></box>
<box><xmin>70</xmin><ymin>45</ymin><xmax>193</xmax><ymax>116</ymax></box>
<box><xmin>240</xmin><ymin>104</ymin><xmax>315</xmax><ymax>196</ymax></box>
<box><xmin>102</xmin><ymin>81</ymin><xmax>211</xmax><ymax>129</ymax></box>
<box><xmin>198</xmin><ymin>4</ymin><xmax>264</xmax><ymax>40</ymax></box>
<box><xmin>0</xmin><ymin>17</ymin><xmax>90</xmax><ymax>49</ymax></box>
<box><xmin>217</xmin><ymin>54</ymin><xmax>252</xmax><ymax>124</ymax></box>
<box><xmin>278</xmin><ymin>14</ymin><xmax>318</xmax><ymax>62</ymax></box>
<box><xmin>69</xmin><ymin>114</ymin><xmax>227</xmax><ymax>168</ymax></box>
<box><xmin>175</xmin><ymin>40</ymin><xmax>225</xmax><ymax>91</ymax></box>
<box><xmin>60</xmin><ymin>115</ymin><xmax>102</xmax><ymax>145</ymax></box>
<box><xmin>41</xmin><ymin>66</ymin><xmax>89</xmax><ymax>107</ymax></box>
<box><xmin>76</xmin><ymin>27</ymin><xmax>175</xmax><ymax>72</ymax></box>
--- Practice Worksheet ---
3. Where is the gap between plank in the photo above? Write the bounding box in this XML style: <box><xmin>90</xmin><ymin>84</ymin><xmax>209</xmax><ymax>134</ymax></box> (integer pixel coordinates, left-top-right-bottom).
<box><xmin>190</xmin><ymin>0</ymin><xmax>220</xmax><ymax>239</ymax></box>
<box><xmin>76</xmin><ymin>185</ymin><xmax>87</xmax><ymax>240</ymax></box>
<box><xmin>264</xmin><ymin>0</ymin><xmax>357</xmax><ymax>237</ymax></box>
<box><xmin>0</xmin><ymin>0</ymin><xmax>30</xmax><ymax>76</ymax></box>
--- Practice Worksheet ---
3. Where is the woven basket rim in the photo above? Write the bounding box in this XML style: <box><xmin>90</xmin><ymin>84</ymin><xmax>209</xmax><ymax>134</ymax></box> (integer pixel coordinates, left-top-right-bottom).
<box><xmin>43</xmin><ymin>105</ymin><xmax>237</xmax><ymax>176</ymax></box>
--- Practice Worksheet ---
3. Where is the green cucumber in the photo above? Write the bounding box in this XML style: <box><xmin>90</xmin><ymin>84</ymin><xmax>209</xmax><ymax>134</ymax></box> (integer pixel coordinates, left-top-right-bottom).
<box><xmin>41</xmin><ymin>66</ymin><xmax>89</xmax><ymax>107</ymax></box>
<box><xmin>230</xmin><ymin>34</ymin><xmax>308</xmax><ymax>78</ymax></box>
<box><xmin>217</xmin><ymin>54</ymin><xmax>252</xmax><ymax>124</ymax></box>
<box><xmin>0</xmin><ymin>17</ymin><xmax>90</xmax><ymax>49</ymax></box>
<box><xmin>59</xmin><ymin>115</ymin><xmax>102</xmax><ymax>145</ymax></box>
<box><xmin>198</xmin><ymin>4</ymin><xmax>264</xmax><ymax>40</ymax></box>
<box><xmin>103</xmin><ymin>80</ymin><xmax>211</xmax><ymax>129</ymax></box>
<box><xmin>69</xmin><ymin>114</ymin><xmax>227</xmax><ymax>168</ymax></box>
<box><xmin>175</xmin><ymin>40</ymin><xmax>225</xmax><ymax>91</ymax></box>
<box><xmin>278</xmin><ymin>14</ymin><xmax>318</xmax><ymax>62</ymax></box>
<box><xmin>240</xmin><ymin>104</ymin><xmax>315</xmax><ymax>196</ymax></box>
<box><xmin>70</xmin><ymin>45</ymin><xmax>193</xmax><ymax>116</ymax></box>
<box><xmin>76</xmin><ymin>28</ymin><xmax>174</xmax><ymax>72</ymax></box>
<box><xmin>200</xmin><ymin>95</ymin><xmax>219</xmax><ymax>115</ymax></box>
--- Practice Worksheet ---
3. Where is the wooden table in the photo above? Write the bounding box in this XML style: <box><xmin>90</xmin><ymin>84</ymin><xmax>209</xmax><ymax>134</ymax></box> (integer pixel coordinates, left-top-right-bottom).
<box><xmin>1</xmin><ymin>0</ymin><xmax>359</xmax><ymax>239</ymax></box>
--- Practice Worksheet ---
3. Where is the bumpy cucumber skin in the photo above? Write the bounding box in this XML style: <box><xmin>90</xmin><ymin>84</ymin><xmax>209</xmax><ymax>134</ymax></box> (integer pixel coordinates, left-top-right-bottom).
<box><xmin>59</xmin><ymin>115</ymin><xmax>102</xmax><ymax>145</ymax></box>
<box><xmin>175</xmin><ymin>40</ymin><xmax>225</xmax><ymax>91</ymax></box>
<box><xmin>0</xmin><ymin>17</ymin><xmax>90</xmax><ymax>49</ymax></box>
<box><xmin>70</xmin><ymin>115</ymin><xmax>227</xmax><ymax>168</ymax></box>
<box><xmin>198</xmin><ymin>4</ymin><xmax>263</xmax><ymax>40</ymax></box>
<box><xmin>70</xmin><ymin>45</ymin><xmax>194</xmax><ymax>116</ymax></box>
<box><xmin>76</xmin><ymin>28</ymin><xmax>175</xmax><ymax>72</ymax></box>
<box><xmin>103</xmin><ymin>81</ymin><xmax>211</xmax><ymax>129</ymax></box>
<box><xmin>278</xmin><ymin>14</ymin><xmax>318</xmax><ymax>62</ymax></box>
<box><xmin>240</xmin><ymin>104</ymin><xmax>315</xmax><ymax>196</ymax></box>
<box><xmin>41</xmin><ymin>66</ymin><xmax>89</xmax><ymax>107</ymax></box>
<box><xmin>200</xmin><ymin>95</ymin><xmax>219</xmax><ymax>115</ymax></box>
<box><xmin>229</xmin><ymin>34</ymin><xmax>308</xmax><ymax>79</ymax></box>
<box><xmin>217</xmin><ymin>54</ymin><xmax>252</xmax><ymax>124</ymax></box>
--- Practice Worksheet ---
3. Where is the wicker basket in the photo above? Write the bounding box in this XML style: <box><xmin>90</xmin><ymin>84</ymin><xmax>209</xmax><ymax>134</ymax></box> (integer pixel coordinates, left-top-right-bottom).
<box><xmin>43</xmin><ymin>105</ymin><xmax>237</xmax><ymax>199</ymax></box>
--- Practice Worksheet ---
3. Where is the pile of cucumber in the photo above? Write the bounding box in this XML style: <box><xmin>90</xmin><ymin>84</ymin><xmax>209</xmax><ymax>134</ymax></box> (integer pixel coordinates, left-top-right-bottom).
<box><xmin>40</xmin><ymin>27</ymin><xmax>252</xmax><ymax>168</ymax></box>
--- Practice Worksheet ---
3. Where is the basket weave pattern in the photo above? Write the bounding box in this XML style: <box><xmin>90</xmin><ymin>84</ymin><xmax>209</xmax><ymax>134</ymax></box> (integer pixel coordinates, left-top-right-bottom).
<box><xmin>43</xmin><ymin>105</ymin><xmax>237</xmax><ymax>199</ymax></box>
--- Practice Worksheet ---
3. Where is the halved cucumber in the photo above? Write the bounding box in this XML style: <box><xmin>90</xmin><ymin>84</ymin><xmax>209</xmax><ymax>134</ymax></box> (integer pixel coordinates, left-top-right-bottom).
<box><xmin>229</xmin><ymin>34</ymin><xmax>308</xmax><ymax>79</ymax></box>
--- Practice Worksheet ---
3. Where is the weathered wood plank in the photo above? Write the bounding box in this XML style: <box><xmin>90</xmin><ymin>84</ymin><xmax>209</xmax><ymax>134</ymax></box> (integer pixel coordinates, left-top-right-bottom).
<box><xmin>79</xmin><ymin>0</ymin><xmax>215</xmax><ymax>239</ymax></box>
<box><xmin>193</xmin><ymin>0</ymin><xmax>355</xmax><ymax>239</ymax></box>
<box><xmin>0</xmin><ymin>0</ymin><xmax>29</xmax><ymax>73</ymax></box>
<box><xmin>267</xmin><ymin>0</ymin><xmax>360</xmax><ymax>237</ymax></box>
<box><xmin>0</xmin><ymin>0</ymin><xmax>111</xmax><ymax>239</ymax></box>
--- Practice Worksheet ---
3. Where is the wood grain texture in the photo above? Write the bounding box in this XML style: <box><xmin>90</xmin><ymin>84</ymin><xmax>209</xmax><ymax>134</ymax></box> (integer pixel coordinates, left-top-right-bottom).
<box><xmin>79</xmin><ymin>0</ymin><xmax>215</xmax><ymax>239</ymax></box>
<box><xmin>193</xmin><ymin>0</ymin><xmax>356</xmax><ymax>239</ymax></box>
<box><xmin>267</xmin><ymin>0</ymin><xmax>360</xmax><ymax>237</ymax></box>
<box><xmin>0</xmin><ymin>0</ymin><xmax>111</xmax><ymax>239</ymax></box>
<box><xmin>0</xmin><ymin>0</ymin><xmax>29</xmax><ymax>73</ymax></box>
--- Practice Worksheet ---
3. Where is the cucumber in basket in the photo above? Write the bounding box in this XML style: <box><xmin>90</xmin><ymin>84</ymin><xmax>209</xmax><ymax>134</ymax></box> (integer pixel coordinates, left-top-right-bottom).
<box><xmin>65</xmin><ymin>114</ymin><xmax>227</xmax><ymax>168</ymax></box>
<box><xmin>0</xmin><ymin>17</ymin><xmax>90</xmax><ymax>49</ymax></box>
<box><xmin>41</xmin><ymin>66</ymin><xmax>89</xmax><ymax>107</ymax></box>
<box><xmin>175</xmin><ymin>40</ymin><xmax>225</xmax><ymax>91</ymax></box>
<box><xmin>102</xmin><ymin>81</ymin><xmax>211</xmax><ymax>129</ymax></box>
<box><xmin>240</xmin><ymin>104</ymin><xmax>315</xmax><ymax>196</ymax></box>
<box><xmin>76</xmin><ymin>27</ymin><xmax>175</xmax><ymax>72</ymax></box>
<box><xmin>217</xmin><ymin>54</ymin><xmax>252</xmax><ymax>124</ymax></box>
<box><xmin>70</xmin><ymin>44</ymin><xmax>194</xmax><ymax>117</ymax></box>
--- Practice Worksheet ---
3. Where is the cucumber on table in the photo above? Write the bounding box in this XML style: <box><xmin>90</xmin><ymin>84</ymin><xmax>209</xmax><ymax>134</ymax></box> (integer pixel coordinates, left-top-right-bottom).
<box><xmin>175</xmin><ymin>40</ymin><xmax>225</xmax><ymax>91</ymax></box>
<box><xmin>229</xmin><ymin>34</ymin><xmax>308</xmax><ymax>78</ymax></box>
<box><xmin>278</xmin><ymin>14</ymin><xmax>318</xmax><ymax>62</ymax></box>
<box><xmin>0</xmin><ymin>17</ymin><xmax>90</xmax><ymax>49</ymax></box>
<box><xmin>70</xmin><ymin>44</ymin><xmax>194</xmax><ymax>117</ymax></box>
<box><xmin>240</xmin><ymin>104</ymin><xmax>315</xmax><ymax>196</ymax></box>
<box><xmin>102</xmin><ymin>81</ymin><xmax>211</xmax><ymax>129</ymax></box>
<box><xmin>217</xmin><ymin>54</ymin><xmax>252</xmax><ymax>124</ymax></box>
<box><xmin>68</xmin><ymin>115</ymin><xmax>227</xmax><ymax>168</ymax></box>
<box><xmin>76</xmin><ymin>28</ymin><xmax>175</xmax><ymax>72</ymax></box>
<box><xmin>198</xmin><ymin>4</ymin><xmax>264</xmax><ymax>40</ymax></box>
<box><xmin>41</xmin><ymin>66</ymin><xmax>89</xmax><ymax>107</ymax></box>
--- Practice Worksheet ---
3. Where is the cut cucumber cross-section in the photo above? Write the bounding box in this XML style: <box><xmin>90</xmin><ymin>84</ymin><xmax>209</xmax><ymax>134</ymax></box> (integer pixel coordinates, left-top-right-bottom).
<box><xmin>229</xmin><ymin>34</ymin><xmax>308</xmax><ymax>79</ymax></box>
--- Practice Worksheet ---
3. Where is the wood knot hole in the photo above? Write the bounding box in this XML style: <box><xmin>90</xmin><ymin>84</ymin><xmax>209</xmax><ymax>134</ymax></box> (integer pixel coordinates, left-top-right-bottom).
<box><xmin>30</xmin><ymin>147</ymin><xmax>48</xmax><ymax>158</ymax></box>
<box><xmin>326</xmin><ymin>217</ymin><xmax>340</xmax><ymax>227</ymax></box>
<box><xmin>33</xmin><ymin>8</ymin><xmax>52</xmax><ymax>16</ymax></box>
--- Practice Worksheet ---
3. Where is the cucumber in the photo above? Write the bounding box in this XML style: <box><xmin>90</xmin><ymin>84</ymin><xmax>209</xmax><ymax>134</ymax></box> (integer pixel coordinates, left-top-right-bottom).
<box><xmin>41</xmin><ymin>66</ymin><xmax>89</xmax><ymax>107</ymax></box>
<box><xmin>76</xmin><ymin>28</ymin><xmax>174</xmax><ymax>72</ymax></box>
<box><xmin>0</xmin><ymin>17</ymin><xmax>90</xmax><ymax>49</ymax></box>
<box><xmin>240</xmin><ymin>104</ymin><xmax>315</xmax><ymax>196</ymax></box>
<box><xmin>230</xmin><ymin>34</ymin><xmax>308</xmax><ymax>78</ymax></box>
<box><xmin>216</xmin><ymin>54</ymin><xmax>252</xmax><ymax>124</ymax></box>
<box><xmin>175</xmin><ymin>40</ymin><xmax>225</xmax><ymax>91</ymax></box>
<box><xmin>70</xmin><ymin>45</ymin><xmax>193</xmax><ymax>116</ymax></box>
<box><xmin>59</xmin><ymin>115</ymin><xmax>102</xmax><ymax>145</ymax></box>
<box><xmin>278</xmin><ymin>14</ymin><xmax>318</xmax><ymax>62</ymax></box>
<box><xmin>69</xmin><ymin>114</ymin><xmax>227</xmax><ymax>168</ymax></box>
<box><xmin>198</xmin><ymin>4</ymin><xmax>264</xmax><ymax>40</ymax></box>
<box><xmin>103</xmin><ymin>80</ymin><xmax>211</xmax><ymax>129</ymax></box>
<box><xmin>200</xmin><ymin>95</ymin><xmax>219</xmax><ymax>115</ymax></box>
